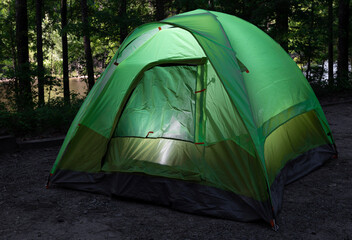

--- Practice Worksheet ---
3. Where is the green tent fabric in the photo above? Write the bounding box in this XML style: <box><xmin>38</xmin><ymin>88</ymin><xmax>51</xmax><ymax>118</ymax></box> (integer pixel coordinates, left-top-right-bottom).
<box><xmin>49</xmin><ymin>9</ymin><xmax>336</xmax><ymax>226</ymax></box>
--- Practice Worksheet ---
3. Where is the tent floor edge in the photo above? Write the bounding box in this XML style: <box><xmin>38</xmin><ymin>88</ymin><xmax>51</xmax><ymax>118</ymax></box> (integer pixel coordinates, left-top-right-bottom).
<box><xmin>50</xmin><ymin>170</ymin><xmax>271</xmax><ymax>223</ymax></box>
<box><xmin>270</xmin><ymin>144</ymin><xmax>336</xmax><ymax>216</ymax></box>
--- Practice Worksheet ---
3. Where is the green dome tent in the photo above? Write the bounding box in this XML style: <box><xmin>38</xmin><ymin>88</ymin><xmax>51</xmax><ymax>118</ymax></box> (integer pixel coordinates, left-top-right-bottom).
<box><xmin>48</xmin><ymin>9</ymin><xmax>337</xmax><ymax>226</ymax></box>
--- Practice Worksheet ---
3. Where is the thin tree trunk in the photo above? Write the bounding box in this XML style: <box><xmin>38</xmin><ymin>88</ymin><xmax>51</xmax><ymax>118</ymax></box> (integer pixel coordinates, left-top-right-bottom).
<box><xmin>119</xmin><ymin>0</ymin><xmax>128</xmax><ymax>42</ymax></box>
<box><xmin>10</xmin><ymin>26</ymin><xmax>19</xmax><ymax>102</ymax></box>
<box><xmin>208</xmin><ymin>0</ymin><xmax>214</xmax><ymax>10</ymax></box>
<box><xmin>318</xmin><ymin>60</ymin><xmax>325</xmax><ymax>82</ymax></box>
<box><xmin>6</xmin><ymin>3</ymin><xmax>18</xmax><ymax>100</ymax></box>
<box><xmin>61</xmin><ymin>0</ymin><xmax>70</xmax><ymax>104</ymax></box>
<box><xmin>16</xmin><ymin>0</ymin><xmax>32</xmax><ymax>110</ymax></box>
<box><xmin>241</xmin><ymin>1</ymin><xmax>250</xmax><ymax>21</ymax></box>
<box><xmin>80</xmin><ymin>0</ymin><xmax>95</xmax><ymax>91</ymax></box>
<box><xmin>328</xmin><ymin>0</ymin><xmax>334</xmax><ymax>87</ymax></box>
<box><xmin>155</xmin><ymin>0</ymin><xmax>166</xmax><ymax>21</ymax></box>
<box><xmin>36</xmin><ymin>0</ymin><xmax>44</xmax><ymax>106</ymax></box>
<box><xmin>306</xmin><ymin>53</ymin><xmax>311</xmax><ymax>81</ymax></box>
<box><xmin>337</xmin><ymin>0</ymin><xmax>350</xmax><ymax>87</ymax></box>
<box><xmin>276</xmin><ymin>0</ymin><xmax>289</xmax><ymax>52</ymax></box>
<box><xmin>8</xmin><ymin>3</ymin><xmax>17</xmax><ymax>74</ymax></box>
<box><xmin>306</xmin><ymin>3</ymin><xmax>315</xmax><ymax>82</ymax></box>
<box><xmin>10</xmin><ymin>30</ymin><xmax>17</xmax><ymax>98</ymax></box>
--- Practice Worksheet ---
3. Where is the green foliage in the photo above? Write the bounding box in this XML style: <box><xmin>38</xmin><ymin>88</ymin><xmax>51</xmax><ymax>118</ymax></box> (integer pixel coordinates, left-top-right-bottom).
<box><xmin>0</xmin><ymin>0</ymin><xmax>16</xmax><ymax>79</ymax></box>
<box><xmin>0</xmin><ymin>96</ymin><xmax>84</xmax><ymax>137</ymax></box>
<box><xmin>0</xmin><ymin>0</ymin><xmax>351</xmax><ymax>136</ymax></box>
<box><xmin>290</xmin><ymin>2</ymin><xmax>328</xmax><ymax>61</ymax></box>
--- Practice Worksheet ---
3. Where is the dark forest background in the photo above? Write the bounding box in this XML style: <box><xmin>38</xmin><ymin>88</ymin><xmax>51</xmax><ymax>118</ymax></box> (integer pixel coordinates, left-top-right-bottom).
<box><xmin>0</xmin><ymin>0</ymin><xmax>351</xmax><ymax>136</ymax></box>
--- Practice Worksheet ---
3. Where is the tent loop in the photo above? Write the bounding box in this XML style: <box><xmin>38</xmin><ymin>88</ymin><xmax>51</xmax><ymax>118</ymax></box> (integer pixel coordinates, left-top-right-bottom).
<box><xmin>146</xmin><ymin>131</ymin><xmax>154</xmax><ymax>138</ymax></box>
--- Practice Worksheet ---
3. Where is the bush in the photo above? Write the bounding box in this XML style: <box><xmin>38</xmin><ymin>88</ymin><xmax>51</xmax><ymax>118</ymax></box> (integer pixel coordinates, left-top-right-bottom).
<box><xmin>0</xmin><ymin>97</ymin><xmax>83</xmax><ymax>137</ymax></box>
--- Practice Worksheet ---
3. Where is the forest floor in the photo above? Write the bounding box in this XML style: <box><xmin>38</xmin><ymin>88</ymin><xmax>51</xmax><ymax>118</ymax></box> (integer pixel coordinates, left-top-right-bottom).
<box><xmin>0</xmin><ymin>95</ymin><xmax>351</xmax><ymax>240</ymax></box>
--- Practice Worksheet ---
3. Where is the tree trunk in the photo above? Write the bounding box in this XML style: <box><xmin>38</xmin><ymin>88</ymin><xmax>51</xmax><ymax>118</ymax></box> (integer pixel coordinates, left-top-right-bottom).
<box><xmin>305</xmin><ymin>2</ymin><xmax>315</xmax><ymax>82</ymax></box>
<box><xmin>306</xmin><ymin>53</ymin><xmax>311</xmax><ymax>82</ymax></box>
<box><xmin>318</xmin><ymin>60</ymin><xmax>325</xmax><ymax>83</ymax></box>
<box><xmin>155</xmin><ymin>0</ymin><xmax>166</xmax><ymax>21</ymax></box>
<box><xmin>80</xmin><ymin>0</ymin><xmax>95</xmax><ymax>91</ymax></box>
<box><xmin>36</xmin><ymin>0</ymin><xmax>44</xmax><ymax>106</ymax></box>
<box><xmin>276</xmin><ymin>0</ymin><xmax>289</xmax><ymax>52</ymax></box>
<box><xmin>337</xmin><ymin>0</ymin><xmax>350</xmax><ymax>87</ymax></box>
<box><xmin>8</xmin><ymin>3</ymin><xmax>17</xmax><ymax>75</ymax></box>
<box><xmin>119</xmin><ymin>0</ymin><xmax>128</xmax><ymax>42</ymax></box>
<box><xmin>10</xmin><ymin>16</ymin><xmax>19</xmax><ymax>101</ymax></box>
<box><xmin>208</xmin><ymin>0</ymin><xmax>214</xmax><ymax>10</ymax></box>
<box><xmin>16</xmin><ymin>0</ymin><xmax>32</xmax><ymax>110</ymax></box>
<box><xmin>61</xmin><ymin>0</ymin><xmax>70</xmax><ymax>104</ymax></box>
<box><xmin>240</xmin><ymin>1</ymin><xmax>251</xmax><ymax>21</ymax></box>
<box><xmin>328</xmin><ymin>0</ymin><xmax>334</xmax><ymax>87</ymax></box>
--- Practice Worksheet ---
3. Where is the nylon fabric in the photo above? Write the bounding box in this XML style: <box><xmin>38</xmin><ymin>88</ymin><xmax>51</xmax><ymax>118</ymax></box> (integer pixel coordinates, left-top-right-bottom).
<box><xmin>104</xmin><ymin>137</ymin><xmax>269</xmax><ymax>201</ymax></box>
<box><xmin>205</xmin><ymin>62</ymin><xmax>255</xmax><ymax>156</ymax></box>
<box><xmin>52</xmin><ymin>50</ymin><xmax>119</xmax><ymax>173</ymax></box>
<box><xmin>270</xmin><ymin>144</ymin><xmax>335</xmax><ymax>215</ymax></box>
<box><xmin>56</xmin><ymin>125</ymin><xmax>108</xmax><ymax>172</ymax></box>
<box><xmin>116</xmin><ymin>65</ymin><xmax>197</xmax><ymax>142</ymax></box>
<box><xmin>264</xmin><ymin>110</ymin><xmax>331</xmax><ymax>184</ymax></box>
<box><xmin>194</xmin><ymin>64</ymin><xmax>207</xmax><ymax>144</ymax></box>
<box><xmin>163</xmin><ymin>12</ymin><xmax>232</xmax><ymax>50</ymax></box>
<box><xmin>212</xmin><ymin>11</ymin><xmax>332</xmax><ymax>139</ymax></box>
<box><xmin>51</xmin><ymin>170</ymin><xmax>270</xmax><ymax>222</ymax></box>
<box><xmin>50</xmin><ymin>10</ymin><xmax>337</xmax><ymax>224</ymax></box>
<box><xmin>162</xmin><ymin>10</ymin><xmax>268</xmax><ymax>194</ymax></box>
<box><xmin>51</xmin><ymin>27</ymin><xmax>205</xmax><ymax>174</ymax></box>
<box><xmin>117</xmin><ymin>23</ymin><xmax>166</xmax><ymax>56</ymax></box>
<box><xmin>103</xmin><ymin>138</ymin><xmax>203</xmax><ymax>181</ymax></box>
<box><xmin>117</xmin><ymin>24</ymin><xmax>173</xmax><ymax>63</ymax></box>
<box><xmin>81</xmin><ymin>28</ymin><xmax>205</xmax><ymax>138</ymax></box>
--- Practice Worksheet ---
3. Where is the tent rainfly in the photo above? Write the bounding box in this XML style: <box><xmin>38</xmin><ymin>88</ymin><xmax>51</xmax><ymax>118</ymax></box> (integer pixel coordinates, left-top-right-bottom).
<box><xmin>48</xmin><ymin>9</ymin><xmax>337</xmax><ymax>228</ymax></box>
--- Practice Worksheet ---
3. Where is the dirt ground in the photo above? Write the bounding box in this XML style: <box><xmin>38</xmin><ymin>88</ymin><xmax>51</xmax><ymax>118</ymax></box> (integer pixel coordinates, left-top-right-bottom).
<box><xmin>0</xmin><ymin>99</ymin><xmax>351</xmax><ymax>240</ymax></box>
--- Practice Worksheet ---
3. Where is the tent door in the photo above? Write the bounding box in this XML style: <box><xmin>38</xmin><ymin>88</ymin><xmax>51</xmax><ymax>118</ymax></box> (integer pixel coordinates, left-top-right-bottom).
<box><xmin>113</xmin><ymin>63</ymin><xmax>206</xmax><ymax>143</ymax></box>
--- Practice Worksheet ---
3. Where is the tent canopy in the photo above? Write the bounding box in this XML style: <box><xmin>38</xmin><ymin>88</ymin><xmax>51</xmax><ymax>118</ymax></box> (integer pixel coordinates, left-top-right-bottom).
<box><xmin>49</xmin><ymin>9</ymin><xmax>336</xmax><ymax>225</ymax></box>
